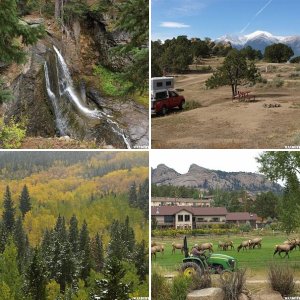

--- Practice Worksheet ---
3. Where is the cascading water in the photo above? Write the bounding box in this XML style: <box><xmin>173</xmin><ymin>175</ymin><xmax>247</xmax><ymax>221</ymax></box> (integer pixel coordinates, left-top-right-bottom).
<box><xmin>44</xmin><ymin>45</ymin><xmax>131</xmax><ymax>149</ymax></box>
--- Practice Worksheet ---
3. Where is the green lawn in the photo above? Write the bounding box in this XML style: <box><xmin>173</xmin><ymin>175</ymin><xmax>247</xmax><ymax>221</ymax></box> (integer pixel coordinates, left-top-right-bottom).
<box><xmin>152</xmin><ymin>234</ymin><xmax>300</xmax><ymax>278</ymax></box>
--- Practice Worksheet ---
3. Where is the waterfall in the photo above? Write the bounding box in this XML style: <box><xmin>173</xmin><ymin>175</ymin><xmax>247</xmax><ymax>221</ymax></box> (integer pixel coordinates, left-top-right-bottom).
<box><xmin>45</xmin><ymin>46</ymin><xmax>131</xmax><ymax>149</ymax></box>
<box><xmin>44</xmin><ymin>62</ymin><xmax>68</xmax><ymax>136</ymax></box>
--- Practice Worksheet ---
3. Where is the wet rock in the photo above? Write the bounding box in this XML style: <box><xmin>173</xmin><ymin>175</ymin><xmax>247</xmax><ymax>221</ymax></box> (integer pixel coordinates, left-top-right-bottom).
<box><xmin>23</xmin><ymin>17</ymin><xmax>45</xmax><ymax>25</ymax></box>
<box><xmin>187</xmin><ymin>287</ymin><xmax>224</xmax><ymax>300</ymax></box>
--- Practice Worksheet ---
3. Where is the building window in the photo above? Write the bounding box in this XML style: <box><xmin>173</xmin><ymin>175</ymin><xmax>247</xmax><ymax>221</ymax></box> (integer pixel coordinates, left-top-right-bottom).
<box><xmin>178</xmin><ymin>215</ymin><xmax>183</xmax><ymax>222</ymax></box>
<box><xmin>185</xmin><ymin>215</ymin><xmax>190</xmax><ymax>222</ymax></box>
<box><xmin>156</xmin><ymin>82</ymin><xmax>163</xmax><ymax>87</ymax></box>
<box><xmin>197</xmin><ymin>217</ymin><xmax>204</xmax><ymax>222</ymax></box>
<box><xmin>166</xmin><ymin>81</ymin><xmax>172</xmax><ymax>86</ymax></box>
<box><xmin>164</xmin><ymin>216</ymin><xmax>174</xmax><ymax>223</ymax></box>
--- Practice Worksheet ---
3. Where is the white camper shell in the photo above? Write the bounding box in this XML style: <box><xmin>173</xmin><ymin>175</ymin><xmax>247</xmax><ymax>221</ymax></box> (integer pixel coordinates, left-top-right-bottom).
<box><xmin>151</xmin><ymin>77</ymin><xmax>174</xmax><ymax>91</ymax></box>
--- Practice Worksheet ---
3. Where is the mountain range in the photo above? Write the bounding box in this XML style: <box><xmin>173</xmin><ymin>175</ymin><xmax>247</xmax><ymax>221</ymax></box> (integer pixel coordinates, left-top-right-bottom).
<box><xmin>152</xmin><ymin>163</ymin><xmax>282</xmax><ymax>194</ymax></box>
<box><xmin>216</xmin><ymin>30</ymin><xmax>300</xmax><ymax>56</ymax></box>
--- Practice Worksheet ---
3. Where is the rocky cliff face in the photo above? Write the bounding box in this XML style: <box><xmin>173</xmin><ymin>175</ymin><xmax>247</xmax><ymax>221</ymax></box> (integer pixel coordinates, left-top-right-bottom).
<box><xmin>152</xmin><ymin>164</ymin><xmax>282</xmax><ymax>193</ymax></box>
<box><xmin>1</xmin><ymin>14</ymin><xmax>148</xmax><ymax>148</ymax></box>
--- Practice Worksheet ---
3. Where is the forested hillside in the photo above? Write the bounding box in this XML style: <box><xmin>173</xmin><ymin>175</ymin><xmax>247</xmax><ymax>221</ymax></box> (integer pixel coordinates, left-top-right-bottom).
<box><xmin>0</xmin><ymin>151</ymin><xmax>149</xmax><ymax>298</ymax></box>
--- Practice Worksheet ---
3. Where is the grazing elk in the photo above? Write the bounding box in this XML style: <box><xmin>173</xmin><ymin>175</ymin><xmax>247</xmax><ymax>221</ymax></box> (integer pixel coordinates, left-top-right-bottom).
<box><xmin>237</xmin><ymin>240</ymin><xmax>251</xmax><ymax>252</ymax></box>
<box><xmin>171</xmin><ymin>242</ymin><xmax>184</xmax><ymax>254</ymax></box>
<box><xmin>198</xmin><ymin>242</ymin><xmax>213</xmax><ymax>253</ymax></box>
<box><xmin>273</xmin><ymin>243</ymin><xmax>296</xmax><ymax>258</ymax></box>
<box><xmin>249</xmin><ymin>238</ymin><xmax>262</xmax><ymax>249</ymax></box>
<box><xmin>218</xmin><ymin>241</ymin><xmax>234</xmax><ymax>251</ymax></box>
<box><xmin>151</xmin><ymin>247</ymin><xmax>157</xmax><ymax>260</ymax></box>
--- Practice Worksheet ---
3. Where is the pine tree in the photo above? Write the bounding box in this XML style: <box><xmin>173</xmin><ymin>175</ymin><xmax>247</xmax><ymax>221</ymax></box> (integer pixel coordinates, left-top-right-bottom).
<box><xmin>129</xmin><ymin>182</ymin><xmax>137</xmax><ymax>207</ymax></box>
<box><xmin>134</xmin><ymin>240</ymin><xmax>148</xmax><ymax>282</ymax></box>
<box><xmin>79</xmin><ymin>220</ymin><xmax>91</xmax><ymax>280</ymax></box>
<box><xmin>27</xmin><ymin>249</ymin><xmax>47</xmax><ymax>300</ymax></box>
<box><xmin>69</xmin><ymin>214</ymin><xmax>79</xmax><ymax>254</ymax></box>
<box><xmin>123</xmin><ymin>216</ymin><xmax>135</xmax><ymax>257</ymax></box>
<box><xmin>0</xmin><ymin>238</ymin><xmax>23</xmax><ymax>299</ymax></box>
<box><xmin>108</xmin><ymin>220</ymin><xmax>125</xmax><ymax>260</ymax></box>
<box><xmin>14</xmin><ymin>216</ymin><xmax>30</xmax><ymax>272</ymax></box>
<box><xmin>2</xmin><ymin>186</ymin><xmax>15</xmax><ymax>233</ymax></box>
<box><xmin>91</xmin><ymin>257</ymin><xmax>132</xmax><ymax>300</ymax></box>
<box><xmin>91</xmin><ymin>233</ymin><xmax>104</xmax><ymax>272</ymax></box>
<box><xmin>19</xmin><ymin>185</ymin><xmax>31</xmax><ymax>218</ymax></box>
<box><xmin>0</xmin><ymin>0</ymin><xmax>44</xmax><ymax>64</ymax></box>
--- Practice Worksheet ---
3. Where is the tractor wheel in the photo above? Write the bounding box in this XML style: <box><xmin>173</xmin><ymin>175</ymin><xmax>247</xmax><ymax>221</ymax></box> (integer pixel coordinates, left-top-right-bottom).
<box><xmin>181</xmin><ymin>262</ymin><xmax>203</xmax><ymax>277</ymax></box>
<box><xmin>220</xmin><ymin>270</ymin><xmax>233</xmax><ymax>283</ymax></box>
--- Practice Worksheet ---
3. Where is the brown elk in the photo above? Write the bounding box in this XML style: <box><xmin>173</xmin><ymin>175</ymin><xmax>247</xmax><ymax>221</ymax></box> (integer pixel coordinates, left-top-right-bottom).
<box><xmin>198</xmin><ymin>242</ymin><xmax>213</xmax><ymax>253</ymax></box>
<box><xmin>273</xmin><ymin>243</ymin><xmax>296</xmax><ymax>258</ymax></box>
<box><xmin>153</xmin><ymin>244</ymin><xmax>164</xmax><ymax>255</ymax></box>
<box><xmin>151</xmin><ymin>247</ymin><xmax>157</xmax><ymax>260</ymax></box>
<box><xmin>218</xmin><ymin>241</ymin><xmax>234</xmax><ymax>251</ymax></box>
<box><xmin>171</xmin><ymin>242</ymin><xmax>184</xmax><ymax>254</ymax></box>
<box><xmin>237</xmin><ymin>240</ymin><xmax>251</xmax><ymax>252</ymax></box>
<box><xmin>249</xmin><ymin>238</ymin><xmax>262</xmax><ymax>249</ymax></box>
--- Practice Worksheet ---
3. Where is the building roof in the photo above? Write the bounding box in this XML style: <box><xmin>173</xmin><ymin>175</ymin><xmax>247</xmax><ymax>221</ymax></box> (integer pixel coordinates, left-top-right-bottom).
<box><xmin>151</xmin><ymin>206</ymin><xmax>227</xmax><ymax>216</ymax></box>
<box><xmin>152</xmin><ymin>197</ymin><xmax>212</xmax><ymax>202</ymax></box>
<box><xmin>226</xmin><ymin>212</ymin><xmax>258</xmax><ymax>221</ymax></box>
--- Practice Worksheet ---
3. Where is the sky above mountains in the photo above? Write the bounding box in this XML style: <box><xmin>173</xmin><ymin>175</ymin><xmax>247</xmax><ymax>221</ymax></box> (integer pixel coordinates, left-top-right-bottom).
<box><xmin>152</xmin><ymin>0</ymin><xmax>300</xmax><ymax>41</ymax></box>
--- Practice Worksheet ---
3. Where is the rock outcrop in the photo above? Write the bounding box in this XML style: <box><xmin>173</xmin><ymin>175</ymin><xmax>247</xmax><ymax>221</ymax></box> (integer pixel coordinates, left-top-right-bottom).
<box><xmin>152</xmin><ymin>164</ymin><xmax>282</xmax><ymax>193</ymax></box>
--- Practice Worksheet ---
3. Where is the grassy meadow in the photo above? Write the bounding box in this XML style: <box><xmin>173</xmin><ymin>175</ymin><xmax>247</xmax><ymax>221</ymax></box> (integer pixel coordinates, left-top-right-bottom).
<box><xmin>152</xmin><ymin>234</ymin><xmax>300</xmax><ymax>279</ymax></box>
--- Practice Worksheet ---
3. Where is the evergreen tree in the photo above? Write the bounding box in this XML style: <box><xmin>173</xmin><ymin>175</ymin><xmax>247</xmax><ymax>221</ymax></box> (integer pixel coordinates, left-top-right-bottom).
<box><xmin>91</xmin><ymin>233</ymin><xmax>104</xmax><ymax>272</ymax></box>
<box><xmin>123</xmin><ymin>216</ymin><xmax>135</xmax><ymax>256</ymax></box>
<box><xmin>108</xmin><ymin>220</ymin><xmax>125</xmax><ymax>260</ymax></box>
<box><xmin>69</xmin><ymin>214</ymin><xmax>79</xmax><ymax>254</ymax></box>
<box><xmin>2</xmin><ymin>186</ymin><xmax>15</xmax><ymax>233</ymax></box>
<box><xmin>19</xmin><ymin>184</ymin><xmax>31</xmax><ymax>218</ymax></box>
<box><xmin>0</xmin><ymin>0</ymin><xmax>44</xmax><ymax>64</ymax></box>
<box><xmin>134</xmin><ymin>240</ymin><xmax>148</xmax><ymax>282</ymax></box>
<box><xmin>91</xmin><ymin>257</ymin><xmax>132</xmax><ymax>300</ymax></box>
<box><xmin>129</xmin><ymin>182</ymin><xmax>137</xmax><ymax>207</ymax></box>
<box><xmin>14</xmin><ymin>216</ymin><xmax>30</xmax><ymax>271</ymax></box>
<box><xmin>79</xmin><ymin>220</ymin><xmax>91</xmax><ymax>280</ymax></box>
<box><xmin>0</xmin><ymin>238</ymin><xmax>23</xmax><ymax>299</ymax></box>
<box><xmin>27</xmin><ymin>249</ymin><xmax>47</xmax><ymax>300</ymax></box>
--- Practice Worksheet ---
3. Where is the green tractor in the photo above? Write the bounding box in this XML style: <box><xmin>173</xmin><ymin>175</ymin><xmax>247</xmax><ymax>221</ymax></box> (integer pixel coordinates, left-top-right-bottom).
<box><xmin>181</xmin><ymin>236</ymin><xmax>237</xmax><ymax>280</ymax></box>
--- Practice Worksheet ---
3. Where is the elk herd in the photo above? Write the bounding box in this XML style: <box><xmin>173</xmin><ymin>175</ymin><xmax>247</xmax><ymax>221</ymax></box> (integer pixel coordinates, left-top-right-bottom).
<box><xmin>151</xmin><ymin>237</ymin><xmax>300</xmax><ymax>260</ymax></box>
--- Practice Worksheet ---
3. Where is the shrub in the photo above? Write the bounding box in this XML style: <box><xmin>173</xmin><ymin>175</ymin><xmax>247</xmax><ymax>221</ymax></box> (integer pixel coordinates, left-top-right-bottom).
<box><xmin>268</xmin><ymin>263</ymin><xmax>295</xmax><ymax>296</ymax></box>
<box><xmin>239</xmin><ymin>222</ymin><xmax>251</xmax><ymax>233</ymax></box>
<box><xmin>290</xmin><ymin>56</ymin><xmax>300</xmax><ymax>63</ymax></box>
<box><xmin>93</xmin><ymin>65</ymin><xmax>133</xmax><ymax>97</ymax></box>
<box><xmin>269</xmin><ymin>78</ymin><xmax>284</xmax><ymax>88</ymax></box>
<box><xmin>185</xmin><ymin>100</ymin><xmax>202</xmax><ymax>111</ymax></box>
<box><xmin>0</xmin><ymin>118</ymin><xmax>26</xmax><ymax>149</ymax></box>
<box><xmin>190</xmin><ymin>270</ymin><xmax>211</xmax><ymax>290</ymax></box>
<box><xmin>220</xmin><ymin>269</ymin><xmax>247</xmax><ymax>300</ymax></box>
<box><xmin>170</xmin><ymin>275</ymin><xmax>192</xmax><ymax>300</ymax></box>
<box><xmin>151</xmin><ymin>272</ymin><xmax>171</xmax><ymax>300</ymax></box>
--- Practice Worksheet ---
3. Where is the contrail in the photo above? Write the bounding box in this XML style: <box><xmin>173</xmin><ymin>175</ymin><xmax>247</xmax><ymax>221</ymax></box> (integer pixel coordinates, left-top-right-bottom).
<box><xmin>240</xmin><ymin>0</ymin><xmax>273</xmax><ymax>33</ymax></box>
<box><xmin>255</xmin><ymin>0</ymin><xmax>273</xmax><ymax>16</ymax></box>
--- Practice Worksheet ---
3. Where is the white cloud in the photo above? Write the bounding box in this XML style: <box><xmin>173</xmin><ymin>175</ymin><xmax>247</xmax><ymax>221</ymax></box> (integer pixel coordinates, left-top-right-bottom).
<box><xmin>160</xmin><ymin>22</ymin><xmax>190</xmax><ymax>28</ymax></box>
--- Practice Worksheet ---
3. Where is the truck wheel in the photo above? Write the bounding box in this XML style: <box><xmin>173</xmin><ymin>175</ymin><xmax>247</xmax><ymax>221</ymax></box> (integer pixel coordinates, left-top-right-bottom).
<box><xmin>181</xmin><ymin>262</ymin><xmax>203</xmax><ymax>277</ymax></box>
<box><xmin>161</xmin><ymin>106</ymin><xmax>167</xmax><ymax>116</ymax></box>
<box><xmin>178</xmin><ymin>101</ymin><xmax>185</xmax><ymax>110</ymax></box>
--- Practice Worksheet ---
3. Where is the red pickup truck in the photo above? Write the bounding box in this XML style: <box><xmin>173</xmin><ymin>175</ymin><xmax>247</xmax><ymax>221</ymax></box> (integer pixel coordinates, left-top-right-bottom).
<box><xmin>151</xmin><ymin>89</ymin><xmax>185</xmax><ymax>115</ymax></box>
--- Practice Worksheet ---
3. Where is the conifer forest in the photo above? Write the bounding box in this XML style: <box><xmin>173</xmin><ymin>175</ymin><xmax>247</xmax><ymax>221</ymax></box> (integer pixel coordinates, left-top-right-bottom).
<box><xmin>0</xmin><ymin>151</ymin><xmax>149</xmax><ymax>299</ymax></box>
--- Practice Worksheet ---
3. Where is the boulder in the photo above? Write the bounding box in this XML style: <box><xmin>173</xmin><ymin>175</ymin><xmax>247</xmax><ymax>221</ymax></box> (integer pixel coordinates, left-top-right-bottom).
<box><xmin>187</xmin><ymin>288</ymin><xmax>224</xmax><ymax>300</ymax></box>
<box><xmin>23</xmin><ymin>17</ymin><xmax>45</xmax><ymax>25</ymax></box>
<box><xmin>252</xmin><ymin>291</ymin><xmax>283</xmax><ymax>300</ymax></box>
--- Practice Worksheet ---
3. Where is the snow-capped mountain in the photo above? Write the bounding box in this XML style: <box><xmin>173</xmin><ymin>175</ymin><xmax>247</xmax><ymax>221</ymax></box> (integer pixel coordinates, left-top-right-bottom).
<box><xmin>216</xmin><ymin>31</ymin><xmax>300</xmax><ymax>56</ymax></box>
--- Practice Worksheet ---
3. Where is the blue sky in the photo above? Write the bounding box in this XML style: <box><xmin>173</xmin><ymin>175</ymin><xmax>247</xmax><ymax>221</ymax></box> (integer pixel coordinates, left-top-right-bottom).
<box><xmin>152</xmin><ymin>0</ymin><xmax>300</xmax><ymax>41</ymax></box>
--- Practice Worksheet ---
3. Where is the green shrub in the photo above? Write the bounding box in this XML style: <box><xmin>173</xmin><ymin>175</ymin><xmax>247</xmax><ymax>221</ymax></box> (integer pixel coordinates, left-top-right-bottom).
<box><xmin>185</xmin><ymin>100</ymin><xmax>202</xmax><ymax>111</ymax></box>
<box><xmin>171</xmin><ymin>275</ymin><xmax>192</xmax><ymax>300</ymax></box>
<box><xmin>190</xmin><ymin>271</ymin><xmax>211</xmax><ymax>290</ymax></box>
<box><xmin>0</xmin><ymin>79</ymin><xmax>13</xmax><ymax>104</ymax></box>
<box><xmin>151</xmin><ymin>272</ymin><xmax>171</xmax><ymax>300</ymax></box>
<box><xmin>0</xmin><ymin>118</ymin><xmax>26</xmax><ymax>149</ymax></box>
<box><xmin>93</xmin><ymin>65</ymin><xmax>133</xmax><ymax>97</ymax></box>
<box><xmin>290</xmin><ymin>56</ymin><xmax>300</xmax><ymax>63</ymax></box>
<box><xmin>269</xmin><ymin>263</ymin><xmax>295</xmax><ymax>296</ymax></box>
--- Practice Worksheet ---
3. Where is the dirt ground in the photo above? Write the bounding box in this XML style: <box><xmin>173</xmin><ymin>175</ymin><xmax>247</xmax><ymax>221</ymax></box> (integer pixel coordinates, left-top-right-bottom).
<box><xmin>152</xmin><ymin>59</ymin><xmax>300</xmax><ymax>149</ymax></box>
